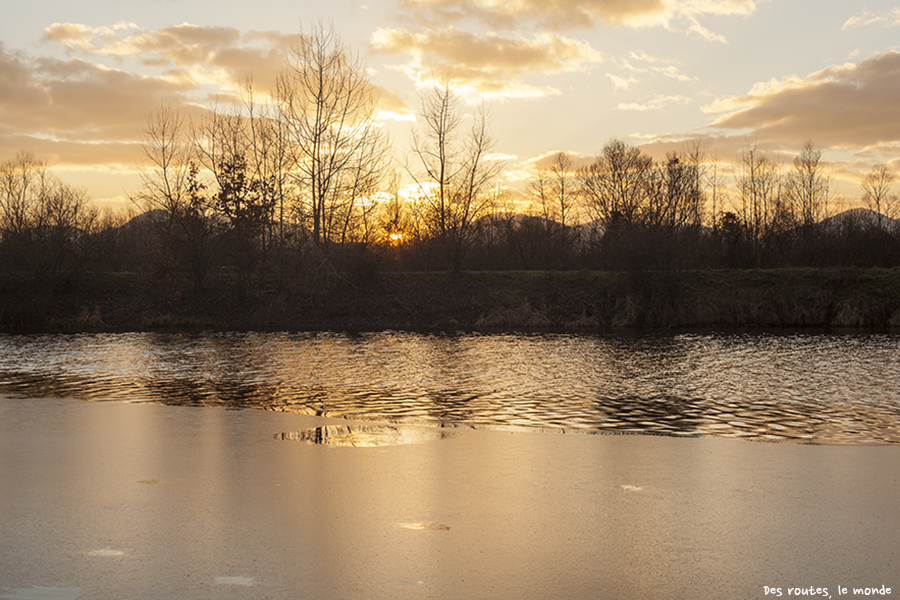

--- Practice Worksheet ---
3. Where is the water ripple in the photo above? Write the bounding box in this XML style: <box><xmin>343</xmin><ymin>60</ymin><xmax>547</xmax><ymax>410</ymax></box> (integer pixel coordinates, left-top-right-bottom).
<box><xmin>1</xmin><ymin>331</ymin><xmax>899</xmax><ymax>444</ymax></box>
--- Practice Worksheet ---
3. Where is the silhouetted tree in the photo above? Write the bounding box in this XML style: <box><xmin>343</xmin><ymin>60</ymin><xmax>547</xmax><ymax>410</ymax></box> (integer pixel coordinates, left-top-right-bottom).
<box><xmin>0</xmin><ymin>150</ymin><xmax>97</xmax><ymax>284</ymax></box>
<box><xmin>530</xmin><ymin>152</ymin><xmax>578</xmax><ymax>266</ymax></box>
<box><xmin>408</xmin><ymin>81</ymin><xmax>502</xmax><ymax>270</ymax></box>
<box><xmin>275</xmin><ymin>22</ymin><xmax>390</xmax><ymax>256</ymax></box>
<box><xmin>579</xmin><ymin>139</ymin><xmax>652</xmax><ymax>229</ymax></box>
<box><xmin>862</xmin><ymin>163</ymin><xmax>899</xmax><ymax>226</ymax></box>
<box><xmin>784</xmin><ymin>141</ymin><xmax>830</xmax><ymax>227</ymax></box>
<box><xmin>134</xmin><ymin>106</ymin><xmax>220</xmax><ymax>289</ymax></box>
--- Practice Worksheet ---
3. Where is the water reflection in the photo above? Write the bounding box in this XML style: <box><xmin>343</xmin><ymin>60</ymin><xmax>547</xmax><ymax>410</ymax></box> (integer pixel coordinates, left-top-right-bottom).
<box><xmin>276</xmin><ymin>425</ymin><xmax>454</xmax><ymax>447</ymax></box>
<box><xmin>1</xmin><ymin>331</ymin><xmax>899</xmax><ymax>444</ymax></box>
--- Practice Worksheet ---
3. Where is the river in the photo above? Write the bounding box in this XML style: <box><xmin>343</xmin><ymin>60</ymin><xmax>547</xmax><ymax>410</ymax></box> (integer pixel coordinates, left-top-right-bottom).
<box><xmin>1</xmin><ymin>330</ymin><xmax>898</xmax><ymax>444</ymax></box>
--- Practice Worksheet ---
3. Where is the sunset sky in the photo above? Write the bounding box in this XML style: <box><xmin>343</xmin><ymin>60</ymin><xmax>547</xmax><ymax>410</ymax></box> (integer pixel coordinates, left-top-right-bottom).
<box><xmin>3</xmin><ymin>0</ymin><xmax>900</xmax><ymax>211</ymax></box>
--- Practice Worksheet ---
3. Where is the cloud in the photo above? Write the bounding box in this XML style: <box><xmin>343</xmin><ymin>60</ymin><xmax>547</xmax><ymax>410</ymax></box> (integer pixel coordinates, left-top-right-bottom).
<box><xmin>617</xmin><ymin>94</ymin><xmax>690</xmax><ymax>110</ymax></box>
<box><xmin>394</xmin><ymin>0</ymin><xmax>758</xmax><ymax>36</ymax></box>
<box><xmin>371</xmin><ymin>27</ymin><xmax>602</xmax><ymax>100</ymax></box>
<box><xmin>706</xmin><ymin>50</ymin><xmax>900</xmax><ymax>150</ymax></box>
<box><xmin>4</xmin><ymin>24</ymin><xmax>415</xmax><ymax>170</ymax></box>
<box><xmin>611</xmin><ymin>50</ymin><xmax>697</xmax><ymax>87</ymax></box>
<box><xmin>43</xmin><ymin>23</ymin><xmax>301</xmax><ymax>92</ymax></box>
<box><xmin>526</xmin><ymin>149</ymin><xmax>594</xmax><ymax>170</ymax></box>
<box><xmin>842</xmin><ymin>8</ymin><xmax>900</xmax><ymax>30</ymax></box>
<box><xmin>0</xmin><ymin>39</ymin><xmax>209</xmax><ymax>168</ymax></box>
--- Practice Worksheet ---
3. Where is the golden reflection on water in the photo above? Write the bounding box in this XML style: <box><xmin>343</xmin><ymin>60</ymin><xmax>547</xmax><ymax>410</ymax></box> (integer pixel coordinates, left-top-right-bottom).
<box><xmin>1</xmin><ymin>331</ymin><xmax>899</xmax><ymax>444</ymax></box>
<box><xmin>276</xmin><ymin>424</ymin><xmax>454</xmax><ymax>447</ymax></box>
<box><xmin>398</xmin><ymin>522</ymin><xmax>451</xmax><ymax>531</ymax></box>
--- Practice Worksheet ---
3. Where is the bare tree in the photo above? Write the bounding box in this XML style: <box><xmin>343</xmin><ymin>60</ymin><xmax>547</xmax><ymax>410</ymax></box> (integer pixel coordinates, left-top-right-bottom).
<box><xmin>135</xmin><ymin>105</ymin><xmax>196</xmax><ymax>216</ymax></box>
<box><xmin>530</xmin><ymin>152</ymin><xmax>578</xmax><ymax>264</ymax></box>
<box><xmin>862</xmin><ymin>163</ymin><xmax>898</xmax><ymax>226</ymax></box>
<box><xmin>533</xmin><ymin>152</ymin><xmax>578</xmax><ymax>228</ymax></box>
<box><xmin>784</xmin><ymin>141</ymin><xmax>830</xmax><ymax>227</ymax></box>
<box><xmin>134</xmin><ymin>105</ymin><xmax>219</xmax><ymax>289</ymax></box>
<box><xmin>645</xmin><ymin>142</ymin><xmax>705</xmax><ymax>229</ymax></box>
<box><xmin>275</xmin><ymin>22</ymin><xmax>390</xmax><ymax>253</ymax></box>
<box><xmin>408</xmin><ymin>80</ymin><xmax>502</xmax><ymax>270</ymax></box>
<box><xmin>737</xmin><ymin>141</ymin><xmax>781</xmax><ymax>244</ymax></box>
<box><xmin>0</xmin><ymin>150</ymin><xmax>96</xmax><ymax>282</ymax></box>
<box><xmin>579</xmin><ymin>139</ymin><xmax>653</xmax><ymax>227</ymax></box>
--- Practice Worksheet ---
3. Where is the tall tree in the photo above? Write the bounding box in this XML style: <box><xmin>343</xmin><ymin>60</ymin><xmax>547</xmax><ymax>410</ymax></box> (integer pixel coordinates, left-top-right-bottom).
<box><xmin>135</xmin><ymin>105</ymin><xmax>219</xmax><ymax>289</ymax></box>
<box><xmin>862</xmin><ymin>163</ymin><xmax>898</xmax><ymax>226</ymax></box>
<box><xmin>784</xmin><ymin>141</ymin><xmax>830</xmax><ymax>227</ymax></box>
<box><xmin>275</xmin><ymin>22</ymin><xmax>390</xmax><ymax>253</ymax></box>
<box><xmin>530</xmin><ymin>152</ymin><xmax>578</xmax><ymax>265</ymax></box>
<box><xmin>0</xmin><ymin>150</ymin><xmax>96</xmax><ymax>282</ymax></box>
<box><xmin>578</xmin><ymin>139</ymin><xmax>652</xmax><ymax>228</ymax></box>
<box><xmin>408</xmin><ymin>80</ymin><xmax>502</xmax><ymax>270</ymax></box>
<box><xmin>737</xmin><ymin>141</ymin><xmax>781</xmax><ymax>249</ymax></box>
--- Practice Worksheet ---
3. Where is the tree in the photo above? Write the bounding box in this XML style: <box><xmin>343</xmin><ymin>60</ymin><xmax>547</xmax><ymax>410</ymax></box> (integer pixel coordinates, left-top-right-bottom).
<box><xmin>134</xmin><ymin>105</ymin><xmax>219</xmax><ymax>289</ymax></box>
<box><xmin>862</xmin><ymin>163</ymin><xmax>898</xmax><ymax>226</ymax></box>
<box><xmin>275</xmin><ymin>22</ymin><xmax>390</xmax><ymax>254</ymax></box>
<box><xmin>408</xmin><ymin>80</ymin><xmax>502</xmax><ymax>270</ymax></box>
<box><xmin>736</xmin><ymin>141</ymin><xmax>782</xmax><ymax>265</ymax></box>
<box><xmin>0</xmin><ymin>150</ymin><xmax>96</xmax><ymax>283</ymax></box>
<box><xmin>578</xmin><ymin>139</ymin><xmax>653</xmax><ymax>228</ymax></box>
<box><xmin>645</xmin><ymin>143</ymin><xmax>705</xmax><ymax>229</ymax></box>
<box><xmin>194</xmin><ymin>98</ymin><xmax>279</xmax><ymax>281</ymax></box>
<box><xmin>135</xmin><ymin>105</ymin><xmax>195</xmax><ymax>216</ymax></box>
<box><xmin>784</xmin><ymin>141</ymin><xmax>830</xmax><ymax>227</ymax></box>
<box><xmin>530</xmin><ymin>152</ymin><xmax>578</xmax><ymax>266</ymax></box>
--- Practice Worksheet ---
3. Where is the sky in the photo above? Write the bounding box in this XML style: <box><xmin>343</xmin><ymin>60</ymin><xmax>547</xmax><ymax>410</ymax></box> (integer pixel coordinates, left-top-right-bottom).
<box><xmin>3</xmin><ymin>0</ymin><xmax>900</xmax><ymax>212</ymax></box>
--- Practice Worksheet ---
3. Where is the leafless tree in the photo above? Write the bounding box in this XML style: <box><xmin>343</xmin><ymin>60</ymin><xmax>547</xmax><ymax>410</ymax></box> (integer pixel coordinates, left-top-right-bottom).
<box><xmin>578</xmin><ymin>139</ymin><xmax>653</xmax><ymax>227</ymax></box>
<box><xmin>737</xmin><ymin>141</ymin><xmax>781</xmax><ymax>244</ymax></box>
<box><xmin>134</xmin><ymin>105</ymin><xmax>219</xmax><ymax>288</ymax></box>
<box><xmin>645</xmin><ymin>142</ymin><xmax>705</xmax><ymax>229</ymax></box>
<box><xmin>275</xmin><ymin>22</ymin><xmax>390</xmax><ymax>253</ymax></box>
<box><xmin>134</xmin><ymin>105</ymin><xmax>196</xmax><ymax>216</ymax></box>
<box><xmin>0</xmin><ymin>150</ymin><xmax>96</xmax><ymax>282</ymax></box>
<box><xmin>784</xmin><ymin>141</ymin><xmax>830</xmax><ymax>227</ymax></box>
<box><xmin>530</xmin><ymin>152</ymin><xmax>578</xmax><ymax>264</ymax></box>
<box><xmin>408</xmin><ymin>80</ymin><xmax>502</xmax><ymax>270</ymax></box>
<box><xmin>532</xmin><ymin>152</ymin><xmax>578</xmax><ymax>228</ymax></box>
<box><xmin>862</xmin><ymin>163</ymin><xmax>899</xmax><ymax>226</ymax></box>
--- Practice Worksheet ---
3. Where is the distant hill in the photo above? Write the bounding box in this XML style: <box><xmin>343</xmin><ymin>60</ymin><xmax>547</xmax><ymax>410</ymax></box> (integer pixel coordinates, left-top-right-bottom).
<box><xmin>817</xmin><ymin>208</ymin><xmax>900</xmax><ymax>233</ymax></box>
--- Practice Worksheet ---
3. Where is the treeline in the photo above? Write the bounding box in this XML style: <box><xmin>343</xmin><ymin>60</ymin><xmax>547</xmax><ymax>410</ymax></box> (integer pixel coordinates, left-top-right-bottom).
<box><xmin>3</xmin><ymin>24</ymin><xmax>900</xmax><ymax>293</ymax></box>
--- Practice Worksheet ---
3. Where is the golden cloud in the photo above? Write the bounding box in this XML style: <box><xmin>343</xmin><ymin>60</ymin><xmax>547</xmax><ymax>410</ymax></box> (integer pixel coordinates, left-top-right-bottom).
<box><xmin>842</xmin><ymin>8</ymin><xmax>900</xmax><ymax>30</ymax></box>
<box><xmin>371</xmin><ymin>27</ymin><xmax>602</xmax><ymax>99</ymax></box>
<box><xmin>4</xmin><ymin>25</ymin><xmax>409</xmax><ymax>169</ymax></box>
<box><xmin>0</xmin><ymin>42</ymin><xmax>200</xmax><ymax>166</ymax></box>
<box><xmin>708</xmin><ymin>51</ymin><xmax>900</xmax><ymax>149</ymax></box>
<box><xmin>617</xmin><ymin>94</ymin><xmax>690</xmax><ymax>111</ymax></box>
<box><xmin>395</xmin><ymin>0</ymin><xmax>757</xmax><ymax>34</ymax></box>
<box><xmin>43</xmin><ymin>23</ymin><xmax>301</xmax><ymax>92</ymax></box>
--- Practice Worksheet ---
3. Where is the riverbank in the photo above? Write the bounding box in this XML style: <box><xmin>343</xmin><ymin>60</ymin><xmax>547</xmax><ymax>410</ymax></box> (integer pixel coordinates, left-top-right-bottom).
<box><xmin>1</xmin><ymin>395</ymin><xmax>898</xmax><ymax>600</ymax></box>
<box><xmin>2</xmin><ymin>267</ymin><xmax>900</xmax><ymax>332</ymax></box>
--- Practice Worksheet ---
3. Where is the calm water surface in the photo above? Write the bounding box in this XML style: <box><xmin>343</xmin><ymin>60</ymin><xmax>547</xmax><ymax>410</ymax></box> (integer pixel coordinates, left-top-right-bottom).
<box><xmin>1</xmin><ymin>331</ymin><xmax>898</xmax><ymax>444</ymax></box>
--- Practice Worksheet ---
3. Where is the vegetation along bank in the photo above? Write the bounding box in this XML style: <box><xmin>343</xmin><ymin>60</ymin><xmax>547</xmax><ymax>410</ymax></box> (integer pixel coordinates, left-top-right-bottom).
<box><xmin>2</xmin><ymin>268</ymin><xmax>899</xmax><ymax>333</ymax></box>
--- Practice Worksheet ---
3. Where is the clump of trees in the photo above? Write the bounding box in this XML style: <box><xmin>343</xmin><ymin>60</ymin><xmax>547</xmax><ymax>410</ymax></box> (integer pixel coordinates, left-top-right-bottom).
<box><xmin>0</xmin><ymin>151</ymin><xmax>99</xmax><ymax>285</ymax></box>
<box><xmin>4</xmin><ymin>24</ymin><xmax>900</xmax><ymax>290</ymax></box>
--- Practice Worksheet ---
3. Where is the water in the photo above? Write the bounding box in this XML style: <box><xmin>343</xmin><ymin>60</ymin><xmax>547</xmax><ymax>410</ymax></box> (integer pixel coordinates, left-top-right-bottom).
<box><xmin>0</xmin><ymin>330</ymin><xmax>898</xmax><ymax>444</ymax></box>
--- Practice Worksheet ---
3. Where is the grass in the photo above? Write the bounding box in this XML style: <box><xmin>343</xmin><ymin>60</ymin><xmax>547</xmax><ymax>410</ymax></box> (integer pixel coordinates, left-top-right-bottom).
<box><xmin>1</xmin><ymin>267</ymin><xmax>899</xmax><ymax>332</ymax></box>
